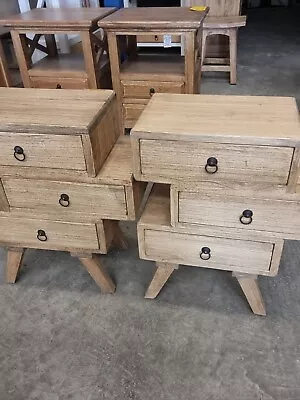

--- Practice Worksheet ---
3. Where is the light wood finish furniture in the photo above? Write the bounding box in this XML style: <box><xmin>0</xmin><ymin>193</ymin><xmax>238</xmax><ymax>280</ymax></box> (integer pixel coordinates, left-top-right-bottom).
<box><xmin>0</xmin><ymin>88</ymin><xmax>144</xmax><ymax>292</ymax></box>
<box><xmin>183</xmin><ymin>0</ymin><xmax>246</xmax><ymax>84</ymax></box>
<box><xmin>0</xmin><ymin>28</ymin><xmax>12</xmax><ymax>87</ymax></box>
<box><xmin>132</xmin><ymin>93</ymin><xmax>300</xmax><ymax>315</ymax></box>
<box><xmin>98</xmin><ymin>7</ymin><xmax>208</xmax><ymax>129</ymax></box>
<box><xmin>0</xmin><ymin>7</ymin><xmax>116</xmax><ymax>89</ymax></box>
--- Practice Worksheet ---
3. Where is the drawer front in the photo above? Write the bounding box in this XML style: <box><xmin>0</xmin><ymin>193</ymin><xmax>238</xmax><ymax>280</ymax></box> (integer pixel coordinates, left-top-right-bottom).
<box><xmin>142</xmin><ymin>229</ymin><xmax>274</xmax><ymax>275</ymax></box>
<box><xmin>3</xmin><ymin>179</ymin><xmax>128</xmax><ymax>221</ymax></box>
<box><xmin>0</xmin><ymin>216</ymin><xmax>99</xmax><ymax>251</ymax></box>
<box><xmin>124</xmin><ymin>102</ymin><xmax>147</xmax><ymax>128</ymax></box>
<box><xmin>177</xmin><ymin>192</ymin><xmax>300</xmax><ymax>237</ymax></box>
<box><xmin>0</xmin><ymin>134</ymin><xmax>86</xmax><ymax>171</ymax></box>
<box><xmin>122</xmin><ymin>81</ymin><xmax>185</xmax><ymax>99</ymax></box>
<box><xmin>30</xmin><ymin>76</ymin><xmax>89</xmax><ymax>89</ymax></box>
<box><xmin>137</xmin><ymin>34</ymin><xmax>181</xmax><ymax>44</ymax></box>
<box><xmin>138</xmin><ymin>140</ymin><xmax>293</xmax><ymax>185</ymax></box>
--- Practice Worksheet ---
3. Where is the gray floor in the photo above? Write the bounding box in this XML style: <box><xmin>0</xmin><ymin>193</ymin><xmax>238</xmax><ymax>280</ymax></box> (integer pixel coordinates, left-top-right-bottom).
<box><xmin>1</xmin><ymin>7</ymin><xmax>300</xmax><ymax>400</ymax></box>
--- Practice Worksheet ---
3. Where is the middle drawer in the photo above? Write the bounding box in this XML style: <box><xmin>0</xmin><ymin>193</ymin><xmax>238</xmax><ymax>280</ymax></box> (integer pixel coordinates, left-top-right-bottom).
<box><xmin>172</xmin><ymin>188</ymin><xmax>300</xmax><ymax>239</ymax></box>
<box><xmin>3</xmin><ymin>179</ymin><xmax>128</xmax><ymax>222</ymax></box>
<box><xmin>122</xmin><ymin>81</ymin><xmax>185</xmax><ymax>99</ymax></box>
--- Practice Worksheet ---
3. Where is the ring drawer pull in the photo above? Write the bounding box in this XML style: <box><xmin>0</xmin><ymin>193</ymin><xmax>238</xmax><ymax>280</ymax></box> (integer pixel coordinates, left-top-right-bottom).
<box><xmin>205</xmin><ymin>157</ymin><xmax>218</xmax><ymax>174</ymax></box>
<box><xmin>37</xmin><ymin>229</ymin><xmax>47</xmax><ymax>242</ymax></box>
<box><xmin>59</xmin><ymin>193</ymin><xmax>70</xmax><ymax>207</ymax></box>
<box><xmin>155</xmin><ymin>35</ymin><xmax>158</xmax><ymax>41</ymax></box>
<box><xmin>14</xmin><ymin>146</ymin><xmax>25</xmax><ymax>162</ymax></box>
<box><xmin>240</xmin><ymin>209</ymin><xmax>253</xmax><ymax>225</ymax></box>
<box><xmin>149</xmin><ymin>88</ymin><xmax>155</xmax><ymax>96</ymax></box>
<box><xmin>56</xmin><ymin>84</ymin><xmax>62</xmax><ymax>89</ymax></box>
<box><xmin>200</xmin><ymin>246</ymin><xmax>211</xmax><ymax>260</ymax></box>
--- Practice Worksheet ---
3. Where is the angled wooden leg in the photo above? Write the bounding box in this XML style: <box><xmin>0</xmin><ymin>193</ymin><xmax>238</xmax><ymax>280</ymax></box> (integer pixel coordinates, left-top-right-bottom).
<box><xmin>145</xmin><ymin>262</ymin><xmax>178</xmax><ymax>299</ymax></box>
<box><xmin>229</xmin><ymin>29</ymin><xmax>237</xmax><ymax>85</ymax></box>
<box><xmin>78</xmin><ymin>254</ymin><xmax>115</xmax><ymax>294</ymax></box>
<box><xmin>6</xmin><ymin>248</ymin><xmax>25</xmax><ymax>283</ymax></box>
<box><xmin>233</xmin><ymin>273</ymin><xmax>266</xmax><ymax>316</ymax></box>
<box><xmin>112</xmin><ymin>222</ymin><xmax>128</xmax><ymax>250</ymax></box>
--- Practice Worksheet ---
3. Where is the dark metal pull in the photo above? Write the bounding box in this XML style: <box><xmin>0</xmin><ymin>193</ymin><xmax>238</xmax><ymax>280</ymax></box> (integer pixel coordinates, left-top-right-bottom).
<box><xmin>200</xmin><ymin>246</ymin><xmax>211</xmax><ymax>260</ymax></box>
<box><xmin>37</xmin><ymin>229</ymin><xmax>47</xmax><ymax>242</ymax></box>
<box><xmin>56</xmin><ymin>84</ymin><xmax>62</xmax><ymax>89</ymax></box>
<box><xmin>240</xmin><ymin>209</ymin><xmax>253</xmax><ymax>225</ymax></box>
<box><xmin>205</xmin><ymin>157</ymin><xmax>218</xmax><ymax>174</ymax></box>
<box><xmin>149</xmin><ymin>87</ymin><xmax>155</xmax><ymax>96</ymax></box>
<box><xmin>14</xmin><ymin>146</ymin><xmax>25</xmax><ymax>162</ymax></box>
<box><xmin>59</xmin><ymin>193</ymin><xmax>70</xmax><ymax>207</ymax></box>
<box><xmin>154</xmin><ymin>35</ymin><xmax>158</xmax><ymax>41</ymax></box>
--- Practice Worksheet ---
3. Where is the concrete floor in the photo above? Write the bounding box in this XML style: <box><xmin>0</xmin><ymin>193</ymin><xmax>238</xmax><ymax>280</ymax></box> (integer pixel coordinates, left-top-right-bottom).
<box><xmin>1</xmin><ymin>7</ymin><xmax>300</xmax><ymax>400</ymax></box>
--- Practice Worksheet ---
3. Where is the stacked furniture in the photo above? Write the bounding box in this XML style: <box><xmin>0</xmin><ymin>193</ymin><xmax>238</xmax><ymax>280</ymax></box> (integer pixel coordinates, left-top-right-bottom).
<box><xmin>0</xmin><ymin>88</ymin><xmax>144</xmax><ymax>292</ymax></box>
<box><xmin>98</xmin><ymin>7</ymin><xmax>208</xmax><ymax>129</ymax></box>
<box><xmin>132</xmin><ymin>93</ymin><xmax>300</xmax><ymax>315</ymax></box>
<box><xmin>0</xmin><ymin>7</ymin><xmax>116</xmax><ymax>89</ymax></box>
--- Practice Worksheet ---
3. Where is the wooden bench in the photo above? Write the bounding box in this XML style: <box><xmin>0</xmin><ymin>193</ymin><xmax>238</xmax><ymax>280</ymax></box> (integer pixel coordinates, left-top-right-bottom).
<box><xmin>201</xmin><ymin>15</ymin><xmax>247</xmax><ymax>84</ymax></box>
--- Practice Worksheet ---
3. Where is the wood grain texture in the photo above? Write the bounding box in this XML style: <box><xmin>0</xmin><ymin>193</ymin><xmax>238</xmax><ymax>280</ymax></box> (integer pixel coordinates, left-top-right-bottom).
<box><xmin>0</xmin><ymin>179</ymin><xmax>9</xmax><ymax>212</ymax></box>
<box><xmin>131</xmin><ymin>94</ymin><xmax>300</xmax><ymax>146</ymax></box>
<box><xmin>30</xmin><ymin>76</ymin><xmax>89</xmax><ymax>89</ymax></box>
<box><xmin>3</xmin><ymin>179</ymin><xmax>128</xmax><ymax>222</ymax></box>
<box><xmin>0</xmin><ymin>8</ymin><xmax>116</xmax><ymax>30</ymax></box>
<box><xmin>0</xmin><ymin>216</ymin><xmax>100</xmax><ymax>251</ymax></box>
<box><xmin>6</xmin><ymin>248</ymin><xmax>25</xmax><ymax>284</ymax></box>
<box><xmin>0</xmin><ymin>88</ymin><xmax>115</xmax><ymax>134</ymax></box>
<box><xmin>138</xmin><ymin>139</ymin><xmax>293</xmax><ymax>185</ymax></box>
<box><xmin>122</xmin><ymin>80</ymin><xmax>185</xmax><ymax>98</ymax></box>
<box><xmin>233</xmin><ymin>274</ymin><xmax>266</xmax><ymax>316</ymax></box>
<box><xmin>79</xmin><ymin>255</ymin><xmax>115</xmax><ymax>293</ymax></box>
<box><xmin>203</xmin><ymin>16</ymin><xmax>247</xmax><ymax>28</ymax></box>
<box><xmin>98</xmin><ymin>7</ymin><xmax>208</xmax><ymax>30</ymax></box>
<box><xmin>144</xmin><ymin>262</ymin><xmax>177</xmax><ymax>299</ymax></box>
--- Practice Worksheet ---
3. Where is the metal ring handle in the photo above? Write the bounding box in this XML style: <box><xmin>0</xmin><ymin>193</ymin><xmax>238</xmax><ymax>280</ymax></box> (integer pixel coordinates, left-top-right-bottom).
<box><xmin>200</xmin><ymin>246</ymin><xmax>211</xmax><ymax>260</ymax></box>
<box><xmin>205</xmin><ymin>157</ymin><xmax>218</xmax><ymax>174</ymax></box>
<box><xmin>37</xmin><ymin>229</ymin><xmax>47</xmax><ymax>242</ymax></box>
<box><xmin>59</xmin><ymin>193</ymin><xmax>70</xmax><ymax>208</ymax></box>
<box><xmin>155</xmin><ymin>35</ymin><xmax>158</xmax><ymax>41</ymax></box>
<box><xmin>149</xmin><ymin>88</ymin><xmax>155</xmax><ymax>96</ymax></box>
<box><xmin>56</xmin><ymin>84</ymin><xmax>62</xmax><ymax>89</ymax></box>
<box><xmin>14</xmin><ymin>146</ymin><xmax>25</xmax><ymax>162</ymax></box>
<box><xmin>240</xmin><ymin>209</ymin><xmax>253</xmax><ymax>225</ymax></box>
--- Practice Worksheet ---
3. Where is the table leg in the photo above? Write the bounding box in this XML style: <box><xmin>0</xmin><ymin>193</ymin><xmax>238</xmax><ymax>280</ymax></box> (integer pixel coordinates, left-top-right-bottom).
<box><xmin>233</xmin><ymin>273</ymin><xmax>266</xmax><ymax>316</ymax></box>
<box><xmin>6</xmin><ymin>248</ymin><xmax>25</xmax><ymax>283</ymax></box>
<box><xmin>145</xmin><ymin>262</ymin><xmax>178</xmax><ymax>299</ymax></box>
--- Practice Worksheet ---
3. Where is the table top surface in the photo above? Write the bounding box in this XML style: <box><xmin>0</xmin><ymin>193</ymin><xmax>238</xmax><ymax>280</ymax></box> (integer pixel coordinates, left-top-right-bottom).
<box><xmin>0</xmin><ymin>8</ymin><xmax>116</xmax><ymax>30</ymax></box>
<box><xmin>0</xmin><ymin>88</ymin><xmax>115</xmax><ymax>134</ymax></box>
<box><xmin>98</xmin><ymin>7</ymin><xmax>208</xmax><ymax>30</ymax></box>
<box><xmin>131</xmin><ymin>93</ymin><xmax>300</xmax><ymax>145</ymax></box>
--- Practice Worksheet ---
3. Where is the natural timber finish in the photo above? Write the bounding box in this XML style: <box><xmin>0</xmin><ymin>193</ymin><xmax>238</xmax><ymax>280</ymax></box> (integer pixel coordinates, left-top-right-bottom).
<box><xmin>145</xmin><ymin>262</ymin><xmax>178</xmax><ymax>299</ymax></box>
<box><xmin>0</xmin><ymin>88</ymin><xmax>142</xmax><ymax>293</ymax></box>
<box><xmin>99</xmin><ymin>7</ymin><xmax>208</xmax><ymax>129</ymax></box>
<box><xmin>233</xmin><ymin>273</ymin><xmax>266</xmax><ymax>316</ymax></box>
<box><xmin>0</xmin><ymin>7</ymin><xmax>116</xmax><ymax>89</ymax></box>
<box><xmin>0</xmin><ymin>34</ymin><xmax>11</xmax><ymax>87</ymax></box>
<box><xmin>134</xmin><ymin>93</ymin><xmax>300</xmax><ymax>314</ymax></box>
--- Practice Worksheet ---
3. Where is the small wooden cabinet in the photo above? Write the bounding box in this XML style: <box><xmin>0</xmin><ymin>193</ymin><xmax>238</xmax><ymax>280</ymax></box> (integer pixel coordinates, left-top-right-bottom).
<box><xmin>132</xmin><ymin>93</ymin><xmax>300</xmax><ymax>315</ymax></box>
<box><xmin>98</xmin><ymin>7</ymin><xmax>208</xmax><ymax>129</ymax></box>
<box><xmin>0</xmin><ymin>88</ymin><xmax>144</xmax><ymax>293</ymax></box>
<box><xmin>0</xmin><ymin>8</ymin><xmax>116</xmax><ymax>89</ymax></box>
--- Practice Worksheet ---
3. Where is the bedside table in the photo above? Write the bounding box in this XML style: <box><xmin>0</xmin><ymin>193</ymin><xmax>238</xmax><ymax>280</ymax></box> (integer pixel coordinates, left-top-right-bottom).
<box><xmin>132</xmin><ymin>93</ymin><xmax>300</xmax><ymax>315</ymax></box>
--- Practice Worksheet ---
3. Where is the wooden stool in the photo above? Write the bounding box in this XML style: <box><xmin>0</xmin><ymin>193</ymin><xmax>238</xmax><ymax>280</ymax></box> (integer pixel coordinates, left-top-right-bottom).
<box><xmin>0</xmin><ymin>28</ymin><xmax>12</xmax><ymax>87</ymax></box>
<box><xmin>201</xmin><ymin>16</ymin><xmax>246</xmax><ymax>84</ymax></box>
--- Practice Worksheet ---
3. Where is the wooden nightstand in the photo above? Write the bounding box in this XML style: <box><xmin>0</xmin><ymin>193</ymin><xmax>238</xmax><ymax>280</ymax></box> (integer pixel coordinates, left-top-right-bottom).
<box><xmin>132</xmin><ymin>93</ymin><xmax>300</xmax><ymax>315</ymax></box>
<box><xmin>98</xmin><ymin>7</ymin><xmax>208</xmax><ymax>129</ymax></box>
<box><xmin>0</xmin><ymin>88</ymin><xmax>144</xmax><ymax>293</ymax></box>
<box><xmin>0</xmin><ymin>7</ymin><xmax>116</xmax><ymax>89</ymax></box>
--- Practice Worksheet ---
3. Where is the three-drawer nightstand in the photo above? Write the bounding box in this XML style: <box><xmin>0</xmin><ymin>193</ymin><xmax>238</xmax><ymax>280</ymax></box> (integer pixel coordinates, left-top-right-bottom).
<box><xmin>132</xmin><ymin>93</ymin><xmax>300</xmax><ymax>315</ymax></box>
<box><xmin>0</xmin><ymin>88</ymin><xmax>144</xmax><ymax>293</ymax></box>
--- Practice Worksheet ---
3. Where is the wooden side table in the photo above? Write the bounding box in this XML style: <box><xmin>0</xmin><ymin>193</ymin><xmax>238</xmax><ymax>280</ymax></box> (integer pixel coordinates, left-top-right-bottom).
<box><xmin>0</xmin><ymin>7</ymin><xmax>116</xmax><ymax>89</ymax></box>
<box><xmin>99</xmin><ymin>7</ymin><xmax>208</xmax><ymax>129</ymax></box>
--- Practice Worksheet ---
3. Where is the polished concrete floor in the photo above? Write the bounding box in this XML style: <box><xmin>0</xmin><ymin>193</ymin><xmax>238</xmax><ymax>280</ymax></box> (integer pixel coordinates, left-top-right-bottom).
<box><xmin>1</xmin><ymin>7</ymin><xmax>300</xmax><ymax>400</ymax></box>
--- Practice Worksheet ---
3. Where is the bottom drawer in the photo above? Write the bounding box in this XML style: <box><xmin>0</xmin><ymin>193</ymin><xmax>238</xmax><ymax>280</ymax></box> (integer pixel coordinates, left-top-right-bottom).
<box><xmin>0</xmin><ymin>216</ymin><xmax>99</xmax><ymax>251</ymax></box>
<box><xmin>142</xmin><ymin>229</ymin><xmax>275</xmax><ymax>275</ymax></box>
<box><xmin>137</xmin><ymin>34</ymin><xmax>181</xmax><ymax>44</ymax></box>
<box><xmin>30</xmin><ymin>76</ymin><xmax>89</xmax><ymax>89</ymax></box>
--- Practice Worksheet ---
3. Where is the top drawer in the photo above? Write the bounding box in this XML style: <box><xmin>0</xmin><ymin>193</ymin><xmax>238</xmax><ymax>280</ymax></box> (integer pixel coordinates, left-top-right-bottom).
<box><xmin>0</xmin><ymin>134</ymin><xmax>86</xmax><ymax>171</ymax></box>
<box><xmin>133</xmin><ymin>139</ymin><xmax>294</xmax><ymax>185</ymax></box>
